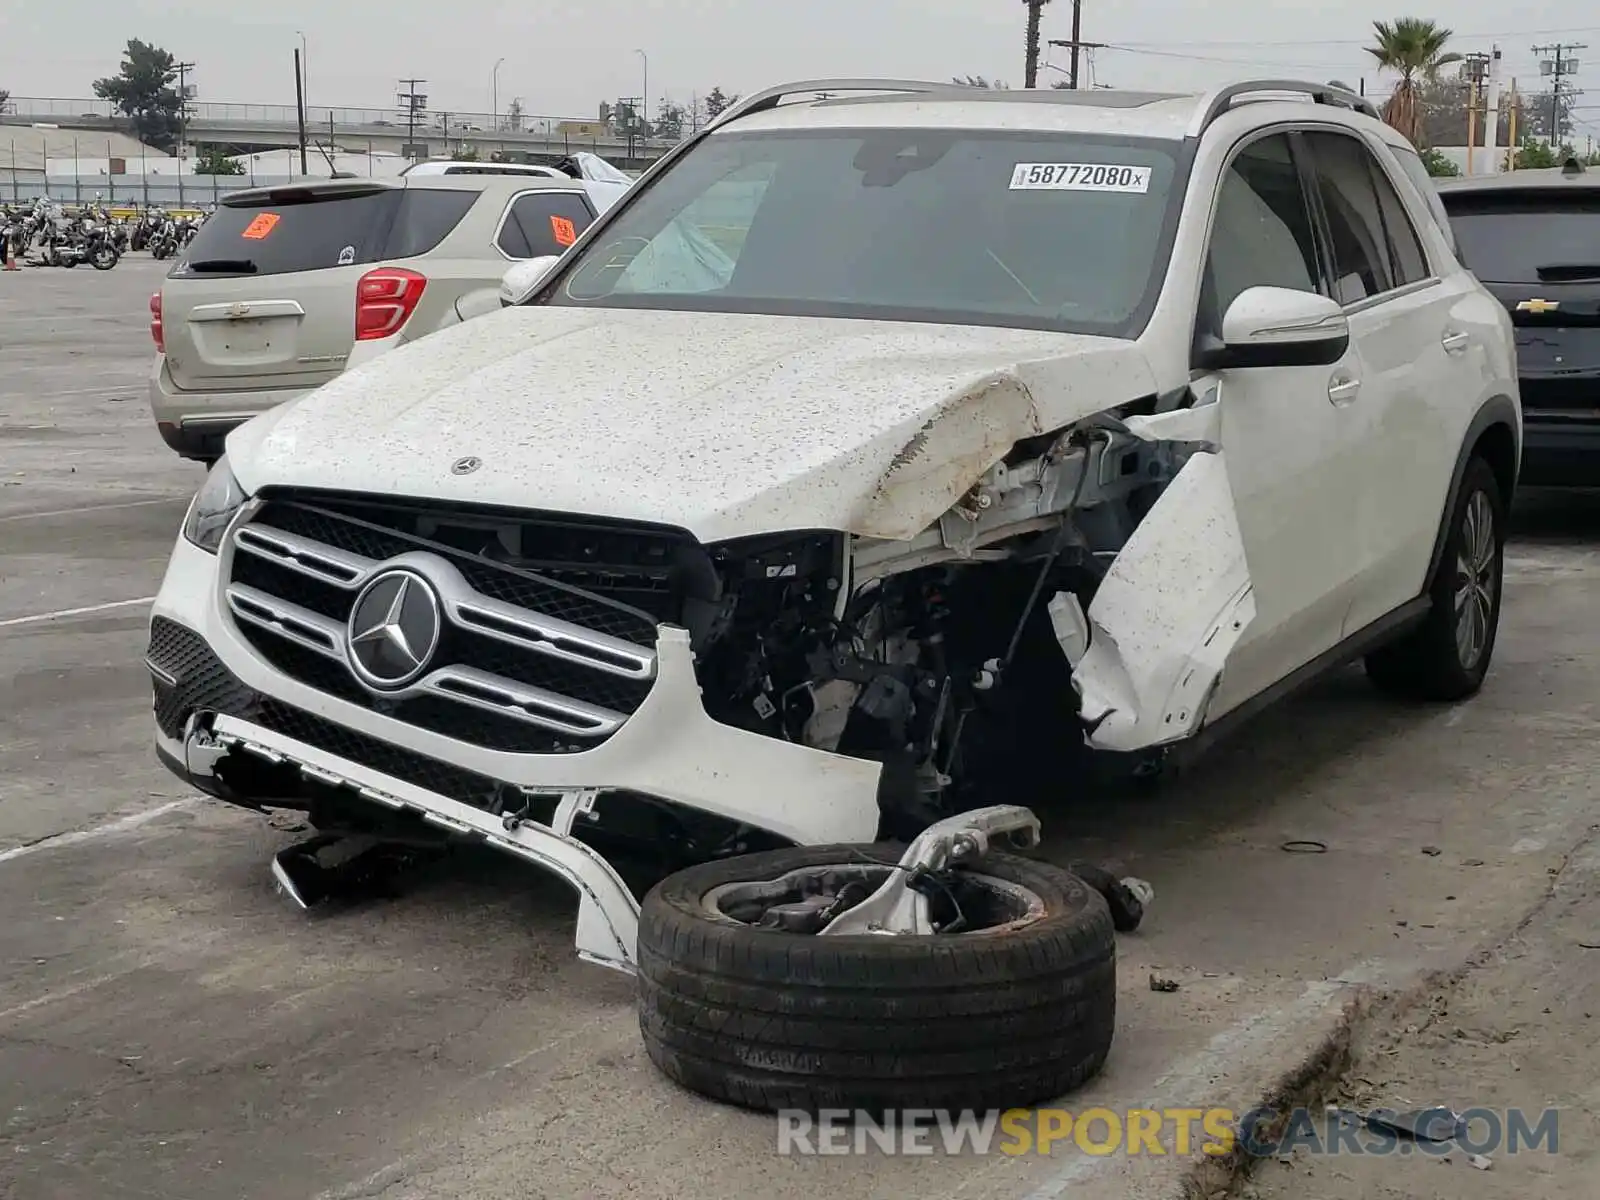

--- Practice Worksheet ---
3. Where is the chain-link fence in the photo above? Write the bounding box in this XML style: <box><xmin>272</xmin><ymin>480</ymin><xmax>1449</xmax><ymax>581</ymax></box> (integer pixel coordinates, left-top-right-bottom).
<box><xmin>1</xmin><ymin>174</ymin><xmax>269</xmax><ymax>208</ymax></box>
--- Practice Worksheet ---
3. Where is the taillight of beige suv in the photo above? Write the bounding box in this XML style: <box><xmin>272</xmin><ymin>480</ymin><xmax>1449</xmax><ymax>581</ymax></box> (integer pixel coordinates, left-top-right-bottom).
<box><xmin>149</xmin><ymin>174</ymin><xmax>605</xmax><ymax>463</ymax></box>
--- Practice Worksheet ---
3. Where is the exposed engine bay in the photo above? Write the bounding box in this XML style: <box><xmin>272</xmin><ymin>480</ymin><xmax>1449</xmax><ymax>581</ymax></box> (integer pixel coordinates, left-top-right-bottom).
<box><xmin>681</xmin><ymin>414</ymin><xmax>1201</xmax><ymax>836</ymax></box>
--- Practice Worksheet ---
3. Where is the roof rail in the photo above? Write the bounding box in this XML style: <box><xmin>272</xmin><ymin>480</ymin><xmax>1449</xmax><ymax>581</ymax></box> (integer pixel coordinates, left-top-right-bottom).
<box><xmin>1189</xmin><ymin>79</ymin><xmax>1380</xmax><ymax>135</ymax></box>
<box><xmin>708</xmin><ymin>78</ymin><xmax>965</xmax><ymax>131</ymax></box>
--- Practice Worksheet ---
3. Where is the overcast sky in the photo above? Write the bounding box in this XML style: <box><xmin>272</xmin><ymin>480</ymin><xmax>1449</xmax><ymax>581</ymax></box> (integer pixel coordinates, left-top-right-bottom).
<box><xmin>7</xmin><ymin>2</ymin><xmax>1599</xmax><ymax>140</ymax></box>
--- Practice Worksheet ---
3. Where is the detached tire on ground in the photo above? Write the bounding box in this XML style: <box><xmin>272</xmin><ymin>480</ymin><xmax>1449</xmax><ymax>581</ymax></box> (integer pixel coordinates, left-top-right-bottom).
<box><xmin>637</xmin><ymin>843</ymin><xmax>1117</xmax><ymax>1113</ymax></box>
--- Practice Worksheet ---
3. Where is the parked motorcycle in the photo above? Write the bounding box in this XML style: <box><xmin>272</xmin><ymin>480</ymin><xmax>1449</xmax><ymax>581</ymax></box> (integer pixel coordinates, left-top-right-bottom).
<box><xmin>37</xmin><ymin>208</ymin><xmax>120</xmax><ymax>269</ymax></box>
<box><xmin>106</xmin><ymin>216</ymin><xmax>132</xmax><ymax>256</ymax></box>
<box><xmin>130</xmin><ymin>210</ymin><xmax>165</xmax><ymax>252</ymax></box>
<box><xmin>147</xmin><ymin>217</ymin><xmax>176</xmax><ymax>260</ymax></box>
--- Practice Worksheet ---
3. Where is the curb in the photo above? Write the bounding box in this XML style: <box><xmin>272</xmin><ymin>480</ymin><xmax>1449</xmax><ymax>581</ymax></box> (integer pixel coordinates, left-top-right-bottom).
<box><xmin>1178</xmin><ymin>983</ymin><xmax>1371</xmax><ymax>1199</ymax></box>
<box><xmin>1178</xmin><ymin>827</ymin><xmax>1599</xmax><ymax>1198</ymax></box>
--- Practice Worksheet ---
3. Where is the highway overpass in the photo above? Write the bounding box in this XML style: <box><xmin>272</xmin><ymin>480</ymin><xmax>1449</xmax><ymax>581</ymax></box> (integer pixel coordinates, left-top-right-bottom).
<box><xmin>2</xmin><ymin>96</ymin><xmax>674</xmax><ymax>170</ymax></box>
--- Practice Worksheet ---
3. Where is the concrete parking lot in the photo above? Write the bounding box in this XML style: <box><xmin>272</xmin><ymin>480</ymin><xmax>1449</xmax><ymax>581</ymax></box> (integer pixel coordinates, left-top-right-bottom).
<box><xmin>2</xmin><ymin>260</ymin><xmax>1597</xmax><ymax>1200</ymax></box>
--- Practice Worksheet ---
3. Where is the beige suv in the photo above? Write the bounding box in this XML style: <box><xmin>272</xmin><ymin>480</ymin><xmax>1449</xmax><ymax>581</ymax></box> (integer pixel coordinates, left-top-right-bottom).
<box><xmin>148</xmin><ymin>174</ymin><xmax>608</xmax><ymax>462</ymax></box>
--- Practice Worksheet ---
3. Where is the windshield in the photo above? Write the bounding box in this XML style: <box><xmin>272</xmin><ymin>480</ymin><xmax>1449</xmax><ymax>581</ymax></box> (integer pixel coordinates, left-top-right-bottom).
<box><xmin>547</xmin><ymin>128</ymin><xmax>1184</xmax><ymax>336</ymax></box>
<box><xmin>1441</xmin><ymin>194</ymin><xmax>1600</xmax><ymax>284</ymax></box>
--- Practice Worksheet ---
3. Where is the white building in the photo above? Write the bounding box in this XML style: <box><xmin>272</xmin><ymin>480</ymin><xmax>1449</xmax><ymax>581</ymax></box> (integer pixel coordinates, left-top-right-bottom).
<box><xmin>231</xmin><ymin>147</ymin><xmax>411</xmax><ymax>178</ymax></box>
<box><xmin>5</xmin><ymin>127</ymin><xmax>170</xmax><ymax>176</ymax></box>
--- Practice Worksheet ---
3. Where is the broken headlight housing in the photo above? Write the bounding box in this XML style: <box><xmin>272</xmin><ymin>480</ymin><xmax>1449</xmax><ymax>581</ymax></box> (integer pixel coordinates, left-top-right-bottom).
<box><xmin>181</xmin><ymin>457</ymin><xmax>249</xmax><ymax>553</ymax></box>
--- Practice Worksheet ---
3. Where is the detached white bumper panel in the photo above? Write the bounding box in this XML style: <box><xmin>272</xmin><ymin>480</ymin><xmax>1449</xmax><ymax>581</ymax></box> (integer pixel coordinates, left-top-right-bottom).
<box><xmin>198</xmin><ymin>713</ymin><xmax>641</xmax><ymax>972</ymax></box>
<box><xmin>151</xmin><ymin>535</ymin><xmax>884</xmax><ymax>847</ymax></box>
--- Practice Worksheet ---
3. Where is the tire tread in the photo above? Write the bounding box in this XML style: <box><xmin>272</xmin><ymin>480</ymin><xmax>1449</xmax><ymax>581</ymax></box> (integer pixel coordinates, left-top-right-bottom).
<box><xmin>636</xmin><ymin>844</ymin><xmax>1117</xmax><ymax>1112</ymax></box>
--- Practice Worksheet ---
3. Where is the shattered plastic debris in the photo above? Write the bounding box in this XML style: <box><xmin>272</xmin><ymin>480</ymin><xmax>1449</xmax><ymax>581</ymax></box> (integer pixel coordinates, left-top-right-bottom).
<box><xmin>1149</xmin><ymin>973</ymin><xmax>1180</xmax><ymax>993</ymax></box>
<box><xmin>270</xmin><ymin>834</ymin><xmax>443</xmax><ymax>909</ymax></box>
<box><xmin>1361</xmin><ymin>1106</ymin><xmax>1467</xmax><ymax>1143</ymax></box>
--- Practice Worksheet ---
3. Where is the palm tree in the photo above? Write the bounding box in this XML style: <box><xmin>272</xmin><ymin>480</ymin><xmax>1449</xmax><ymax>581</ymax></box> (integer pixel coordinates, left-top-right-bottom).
<box><xmin>1365</xmin><ymin>17</ymin><xmax>1462</xmax><ymax>146</ymax></box>
<box><xmin>1022</xmin><ymin>0</ymin><xmax>1052</xmax><ymax>89</ymax></box>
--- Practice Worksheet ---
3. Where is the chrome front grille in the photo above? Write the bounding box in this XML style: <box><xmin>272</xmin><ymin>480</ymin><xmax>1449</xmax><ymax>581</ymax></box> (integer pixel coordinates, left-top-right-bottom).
<box><xmin>224</xmin><ymin>499</ymin><xmax>666</xmax><ymax>754</ymax></box>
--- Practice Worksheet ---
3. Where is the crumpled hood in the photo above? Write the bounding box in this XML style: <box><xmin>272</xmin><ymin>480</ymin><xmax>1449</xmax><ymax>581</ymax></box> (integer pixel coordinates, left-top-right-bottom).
<box><xmin>229</xmin><ymin>307</ymin><xmax>1157</xmax><ymax>543</ymax></box>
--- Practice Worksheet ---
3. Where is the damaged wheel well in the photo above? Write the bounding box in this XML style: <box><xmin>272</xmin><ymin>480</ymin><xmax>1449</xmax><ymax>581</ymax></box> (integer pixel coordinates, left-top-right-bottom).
<box><xmin>685</xmin><ymin>405</ymin><xmax>1209</xmax><ymax>836</ymax></box>
<box><xmin>1473</xmin><ymin>418</ymin><xmax>1518</xmax><ymax>507</ymax></box>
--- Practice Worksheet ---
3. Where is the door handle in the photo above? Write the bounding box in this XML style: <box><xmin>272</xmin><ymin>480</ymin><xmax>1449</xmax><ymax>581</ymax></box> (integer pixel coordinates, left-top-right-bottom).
<box><xmin>1327</xmin><ymin>374</ymin><xmax>1361</xmax><ymax>406</ymax></box>
<box><xmin>1442</xmin><ymin>330</ymin><xmax>1471</xmax><ymax>354</ymax></box>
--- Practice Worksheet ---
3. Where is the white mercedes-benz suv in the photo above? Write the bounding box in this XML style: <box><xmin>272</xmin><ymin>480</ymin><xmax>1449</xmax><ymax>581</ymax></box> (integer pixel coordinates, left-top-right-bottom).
<box><xmin>147</xmin><ymin>78</ymin><xmax>1518</xmax><ymax>1102</ymax></box>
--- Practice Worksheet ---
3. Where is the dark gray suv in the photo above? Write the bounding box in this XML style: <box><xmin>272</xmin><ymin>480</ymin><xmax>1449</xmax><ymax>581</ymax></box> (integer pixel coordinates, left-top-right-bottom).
<box><xmin>1438</xmin><ymin>158</ymin><xmax>1600</xmax><ymax>487</ymax></box>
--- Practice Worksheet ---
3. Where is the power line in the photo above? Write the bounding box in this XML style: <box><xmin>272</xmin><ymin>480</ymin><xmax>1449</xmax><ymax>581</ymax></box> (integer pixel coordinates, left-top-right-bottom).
<box><xmin>1099</xmin><ymin>44</ymin><xmax>1568</xmax><ymax>74</ymax></box>
<box><xmin>1046</xmin><ymin>38</ymin><xmax>1107</xmax><ymax>89</ymax></box>
<box><xmin>1043</xmin><ymin>0</ymin><xmax>1107</xmax><ymax>89</ymax></box>
<box><xmin>1098</xmin><ymin>45</ymin><xmax>1349</xmax><ymax>70</ymax></box>
<box><xmin>1111</xmin><ymin>24</ymin><xmax>1600</xmax><ymax>49</ymax></box>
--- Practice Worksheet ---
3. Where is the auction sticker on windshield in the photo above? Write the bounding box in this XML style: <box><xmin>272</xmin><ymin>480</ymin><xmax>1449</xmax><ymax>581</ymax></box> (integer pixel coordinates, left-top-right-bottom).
<box><xmin>1009</xmin><ymin>163</ymin><xmax>1152</xmax><ymax>193</ymax></box>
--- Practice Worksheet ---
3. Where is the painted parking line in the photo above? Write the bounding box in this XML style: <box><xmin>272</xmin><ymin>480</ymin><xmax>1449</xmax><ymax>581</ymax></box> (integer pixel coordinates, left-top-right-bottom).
<box><xmin>0</xmin><ymin>596</ymin><xmax>155</xmax><ymax>630</ymax></box>
<box><xmin>0</xmin><ymin>799</ymin><xmax>198</xmax><ymax>870</ymax></box>
<box><xmin>0</xmin><ymin>496</ymin><xmax>187</xmax><ymax>523</ymax></box>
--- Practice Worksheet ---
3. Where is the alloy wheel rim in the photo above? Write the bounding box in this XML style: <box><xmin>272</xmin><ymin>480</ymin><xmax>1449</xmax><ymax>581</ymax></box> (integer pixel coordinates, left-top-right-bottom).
<box><xmin>702</xmin><ymin>863</ymin><xmax>1047</xmax><ymax>936</ymax></box>
<box><xmin>1454</xmin><ymin>490</ymin><xmax>1497</xmax><ymax>669</ymax></box>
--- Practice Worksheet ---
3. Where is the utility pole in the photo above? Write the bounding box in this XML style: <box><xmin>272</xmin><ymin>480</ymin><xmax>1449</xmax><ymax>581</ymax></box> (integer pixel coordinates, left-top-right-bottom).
<box><xmin>1047</xmin><ymin>27</ymin><xmax>1107</xmax><ymax>89</ymax></box>
<box><xmin>1460</xmin><ymin>52</ymin><xmax>1490</xmax><ymax>175</ymax></box>
<box><xmin>619</xmin><ymin>96</ymin><xmax>643</xmax><ymax>163</ymax></box>
<box><xmin>293</xmin><ymin>49</ymin><xmax>309</xmax><ymax>174</ymax></box>
<box><xmin>1532</xmin><ymin>42</ymin><xmax>1584</xmax><ymax>148</ymax></box>
<box><xmin>1507</xmin><ymin>77</ymin><xmax>1519</xmax><ymax>168</ymax></box>
<box><xmin>174</xmin><ymin>61</ymin><xmax>195</xmax><ymax>206</ymax></box>
<box><xmin>1483</xmin><ymin>47</ymin><xmax>1502</xmax><ymax>171</ymax></box>
<box><xmin>635</xmin><ymin>49</ymin><xmax>649</xmax><ymax>141</ymax></box>
<box><xmin>398</xmin><ymin>79</ymin><xmax>427</xmax><ymax>161</ymax></box>
<box><xmin>174</xmin><ymin>61</ymin><xmax>196</xmax><ymax>159</ymax></box>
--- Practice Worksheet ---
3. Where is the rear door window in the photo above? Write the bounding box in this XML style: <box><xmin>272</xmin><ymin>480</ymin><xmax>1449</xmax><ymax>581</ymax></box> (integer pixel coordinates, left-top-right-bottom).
<box><xmin>173</xmin><ymin>186</ymin><xmax>477</xmax><ymax>277</ymax></box>
<box><xmin>1301</xmin><ymin>132</ymin><xmax>1397</xmax><ymax>303</ymax></box>
<box><xmin>384</xmin><ymin>188</ymin><xmax>480</xmax><ymax>257</ymax></box>
<box><xmin>1439</xmin><ymin>195</ymin><xmax>1600</xmax><ymax>284</ymax></box>
<box><xmin>494</xmin><ymin>191</ymin><xmax>597</xmax><ymax>258</ymax></box>
<box><xmin>176</xmin><ymin>190</ymin><xmax>396</xmax><ymax>277</ymax></box>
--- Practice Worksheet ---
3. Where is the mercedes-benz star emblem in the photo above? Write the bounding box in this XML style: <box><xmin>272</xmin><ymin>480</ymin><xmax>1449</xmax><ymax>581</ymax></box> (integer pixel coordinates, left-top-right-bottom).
<box><xmin>346</xmin><ymin>570</ymin><xmax>442</xmax><ymax>688</ymax></box>
<box><xmin>451</xmin><ymin>456</ymin><xmax>482</xmax><ymax>475</ymax></box>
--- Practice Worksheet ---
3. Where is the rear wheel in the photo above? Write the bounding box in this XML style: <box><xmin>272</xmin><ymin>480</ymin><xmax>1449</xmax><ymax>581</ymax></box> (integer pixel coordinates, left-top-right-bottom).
<box><xmin>637</xmin><ymin>844</ymin><xmax>1117</xmax><ymax>1112</ymax></box>
<box><xmin>1366</xmin><ymin>455</ymin><xmax>1505</xmax><ymax>701</ymax></box>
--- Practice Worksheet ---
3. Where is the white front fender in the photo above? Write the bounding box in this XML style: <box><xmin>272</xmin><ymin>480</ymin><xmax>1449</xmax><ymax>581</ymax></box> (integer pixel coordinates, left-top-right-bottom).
<box><xmin>1064</xmin><ymin>449</ymin><xmax>1255</xmax><ymax>753</ymax></box>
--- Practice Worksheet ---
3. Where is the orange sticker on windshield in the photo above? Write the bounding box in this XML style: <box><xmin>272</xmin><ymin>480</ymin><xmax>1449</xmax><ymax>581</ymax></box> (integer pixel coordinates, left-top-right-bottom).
<box><xmin>241</xmin><ymin>212</ymin><xmax>281</xmax><ymax>240</ymax></box>
<box><xmin>550</xmin><ymin>215</ymin><xmax>577</xmax><ymax>247</ymax></box>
